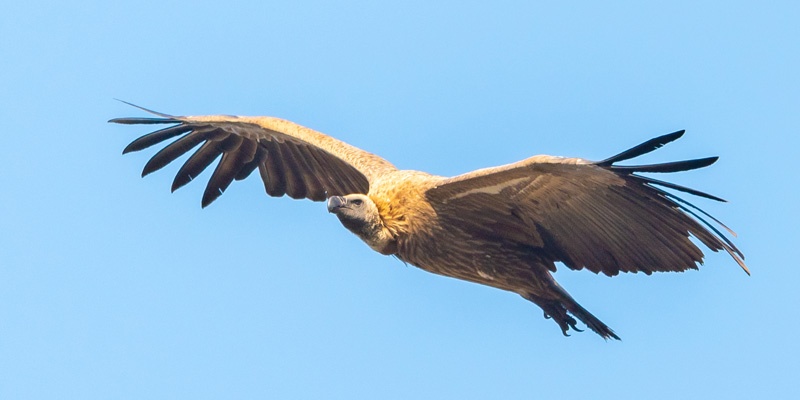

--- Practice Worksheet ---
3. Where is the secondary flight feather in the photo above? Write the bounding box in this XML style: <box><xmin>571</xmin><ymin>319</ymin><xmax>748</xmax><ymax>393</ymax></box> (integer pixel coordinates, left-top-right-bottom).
<box><xmin>110</xmin><ymin>103</ymin><xmax>748</xmax><ymax>340</ymax></box>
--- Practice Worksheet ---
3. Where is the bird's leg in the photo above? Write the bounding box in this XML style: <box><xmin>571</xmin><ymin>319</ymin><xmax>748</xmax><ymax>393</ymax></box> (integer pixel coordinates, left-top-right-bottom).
<box><xmin>521</xmin><ymin>281</ymin><xmax>620</xmax><ymax>340</ymax></box>
<box><xmin>523</xmin><ymin>292</ymin><xmax>581</xmax><ymax>336</ymax></box>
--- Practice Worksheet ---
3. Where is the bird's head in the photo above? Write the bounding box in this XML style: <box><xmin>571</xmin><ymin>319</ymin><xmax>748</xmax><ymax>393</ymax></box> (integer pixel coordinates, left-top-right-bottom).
<box><xmin>327</xmin><ymin>194</ymin><xmax>396</xmax><ymax>254</ymax></box>
<box><xmin>327</xmin><ymin>194</ymin><xmax>381</xmax><ymax>236</ymax></box>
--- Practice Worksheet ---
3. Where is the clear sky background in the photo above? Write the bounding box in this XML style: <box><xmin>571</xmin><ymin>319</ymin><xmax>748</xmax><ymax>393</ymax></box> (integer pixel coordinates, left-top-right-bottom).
<box><xmin>1</xmin><ymin>1</ymin><xmax>798</xmax><ymax>399</ymax></box>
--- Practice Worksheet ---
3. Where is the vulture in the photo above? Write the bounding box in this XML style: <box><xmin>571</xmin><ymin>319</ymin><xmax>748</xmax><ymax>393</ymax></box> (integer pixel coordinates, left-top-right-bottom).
<box><xmin>110</xmin><ymin>103</ymin><xmax>748</xmax><ymax>340</ymax></box>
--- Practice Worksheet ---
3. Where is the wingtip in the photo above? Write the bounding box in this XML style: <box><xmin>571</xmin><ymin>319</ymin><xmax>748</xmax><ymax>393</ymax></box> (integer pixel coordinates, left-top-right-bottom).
<box><xmin>597</xmin><ymin>129</ymin><xmax>689</xmax><ymax>167</ymax></box>
<box><xmin>114</xmin><ymin>99</ymin><xmax>177</xmax><ymax>118</ymax></box>
<box><xmin>171</xmin><ymin>180</ymin><xmax>188</xmax><ymax>193</ymax></box>
<box><xmin>740</xmin><ymin>264</ymin><xmax>751</xmax><ymax>276</ymax></box>
<box><xmin>141</xmin><ymin>162</ymin><xmax>158</xmax><ymax>178</ymax></box>
<box><xmin>737</xmin><ymin>257</ymin><xmax>751</xmax><ymax>276</ymax></box>
<box><xmin>201</xmin><ymin>191</ymin><xmax>215</xmax><ymax>208</ymax></box>
<box><xmin>109</xmin><ymin>117</ymin><xmax>135</xmax><ymax>124</ymax></box>
<box><xmin>109</xmin><ymin>117</ymin><xmax>180</xmax><ymax>125</ymax></box>
<box><xmin>657</xmin><ymin>129</ymin><xmax>685</xmax><ymax>145</ymax></box>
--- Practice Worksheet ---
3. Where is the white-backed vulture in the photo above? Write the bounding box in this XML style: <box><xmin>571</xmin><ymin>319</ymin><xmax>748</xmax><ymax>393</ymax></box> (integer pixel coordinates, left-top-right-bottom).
<box><xmin>110</xmin><ymin>103</ymin><xmax>748</xmax><ymax>340</ymax></box>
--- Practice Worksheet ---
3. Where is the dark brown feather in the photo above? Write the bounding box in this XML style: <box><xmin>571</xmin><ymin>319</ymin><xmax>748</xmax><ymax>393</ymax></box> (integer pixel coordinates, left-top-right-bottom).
<box><xmin>201</xmin><ymin>135</ymin><xmax>254</xmax><ymax>208</ymax></box>
<box><xmin>258</xmin><ymin>139</ymin><xmax>287</xmax><ymax>197</ymax></box>
<box><xmin>109</xmin><ymin>117</ymin><xmax>180</xmax><ymax>125</ymax></box>
<box><xmin>172</xmin><ymin>141</ymin><xmax>222</xmax><ymax>192</ymax></box>
<box><xmin>596</xmin><ymin>130</ymin><xmax>685</xmax><ymax>166</ymax></box>
<box><xmin>634</xmin><ymin>175</ymin><xmax>726</xmax><ymax>202</ymax></box>
<box><xmin>235</xmin><ymin>145</ymin><xmax>266</xmax><ymax>181</ymax></box>
<box><xmin>123</xmin><ymin>125</ymin><xmax>193</xmax><ymax>154</ymax></box>
<box><xmin>285</xmin><ymin>141</ymin><xmax>326</xmax><ymax>201</ymax></box>
<box><xmin>270</xmin><ymin>138</ymin><xmax>307</xmax><ymax>199</ymax></box>
<box><xmin>296</xmin><ymin>143</ymin><xmax>340</xmax><ymax>196</ymax></box>
<box><xmin>610</xmin><ymin>156</ymin><xmax>718</xmax><ymax>173</ymax></box>
<box><xmin>141</xmin><ymin>132</ymin><xmax>205</xmax><ymax>177</ymax></box>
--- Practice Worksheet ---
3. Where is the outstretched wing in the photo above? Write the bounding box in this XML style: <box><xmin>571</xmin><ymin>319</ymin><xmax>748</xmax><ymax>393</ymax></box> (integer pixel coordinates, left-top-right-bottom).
<box><xmin>110</xmin><ymin>103</ymin><xmax>397</xmax><ymax>207</ymax></box>
<box><xmin>426</xmin><ymin>130</ymin><xmax>748</xmax><ymax>276</ymax></box>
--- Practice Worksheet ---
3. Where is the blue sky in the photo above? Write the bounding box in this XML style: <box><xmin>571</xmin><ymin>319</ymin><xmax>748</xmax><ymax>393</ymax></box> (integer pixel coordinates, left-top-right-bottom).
<box><xmin>1</xmin><ymin>1</ymin><xmax>798</xmax><ymax>398</ymax></box>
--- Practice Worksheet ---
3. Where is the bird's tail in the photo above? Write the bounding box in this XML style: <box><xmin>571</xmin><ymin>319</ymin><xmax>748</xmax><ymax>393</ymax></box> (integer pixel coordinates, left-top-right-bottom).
<box><xmin>522</xmin><ymin>282</ymin><xmax>620</xmax><ymax>340</ymax></box>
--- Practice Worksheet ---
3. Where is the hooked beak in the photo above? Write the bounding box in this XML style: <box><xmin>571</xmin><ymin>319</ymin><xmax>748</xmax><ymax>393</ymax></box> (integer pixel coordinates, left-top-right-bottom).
<box><xmin>327</xmin><ymin>196</ymin><xmax>346</xmax><ymax>213</ymax></box>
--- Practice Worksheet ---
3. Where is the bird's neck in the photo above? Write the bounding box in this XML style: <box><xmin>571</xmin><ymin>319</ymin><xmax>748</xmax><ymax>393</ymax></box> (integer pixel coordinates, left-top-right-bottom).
<box><xmin>363</xmin><ymin>197</ymin><xmax>409</xmax><ymax>256</ymax></box>
<box><xmin>362</xmin><ymin>225</ymin><xmax>399</xmax><ymax>255</ymax></box>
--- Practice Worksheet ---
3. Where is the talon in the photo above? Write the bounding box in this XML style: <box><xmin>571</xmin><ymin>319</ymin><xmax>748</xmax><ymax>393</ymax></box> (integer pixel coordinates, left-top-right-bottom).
<box><xmin>566</xmin><ymin>318</ymin><xmax>582</xmax><ymax>332</ymax></box>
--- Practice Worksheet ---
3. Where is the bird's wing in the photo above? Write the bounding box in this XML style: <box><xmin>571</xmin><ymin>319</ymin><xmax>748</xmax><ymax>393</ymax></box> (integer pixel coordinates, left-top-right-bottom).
<box><xmin>110</xmin><ymin>103</ymin><xmax>397</xmax><ymax>207</ymax></box>
<box><xmin>425</xmin><ymin>130</ymin><xmax>748</xmax><ymax>276</ymax></box>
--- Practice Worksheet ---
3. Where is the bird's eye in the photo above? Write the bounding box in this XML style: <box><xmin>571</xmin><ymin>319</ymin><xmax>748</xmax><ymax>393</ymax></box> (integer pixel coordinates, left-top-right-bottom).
<box><xmin>351</xmin><ymin>199</ymin><xmax>363</xmax><ymax>206</ymax></box>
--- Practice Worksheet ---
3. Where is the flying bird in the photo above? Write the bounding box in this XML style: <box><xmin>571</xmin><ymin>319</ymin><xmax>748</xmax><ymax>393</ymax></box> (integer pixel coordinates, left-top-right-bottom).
<box><xmin>110</xmin><ymin>103</ymin><xmax>748</xmax><ymax>340</ymax></box>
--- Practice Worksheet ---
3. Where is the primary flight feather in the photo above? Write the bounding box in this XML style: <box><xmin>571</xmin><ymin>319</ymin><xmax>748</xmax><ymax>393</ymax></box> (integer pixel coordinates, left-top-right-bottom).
<box><xmin>111</xmin><ymin>103</ymin><xmax>747</xmax><ymax>340</ymax></box>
